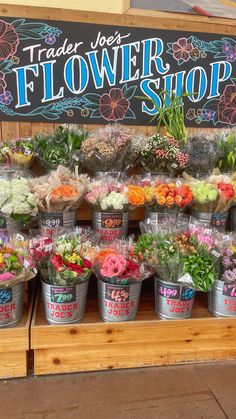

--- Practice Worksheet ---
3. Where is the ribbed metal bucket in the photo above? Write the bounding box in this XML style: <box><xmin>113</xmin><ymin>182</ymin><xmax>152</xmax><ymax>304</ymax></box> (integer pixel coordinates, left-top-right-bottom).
<box><xmin>154</xmin><ymin>277</ymin><xmax>195</xmax><ymax>320</ymax></box>
<box><xmin>42</xmin><ymin>280</ymin><xmax>89</xmax><ymax>325</ymax></box>
<box><xmin>229</xmin><ymin>206</ymin><xmax>236</xmax><ymax>232</ymax></box>
<box><xmin>39</xmin><ymin>210</ymin><xmax>76</xmax><ymax>236</ymax></box>
<box><xmin>97</xmin><ymin>279</ymin><xmax>142</xmax><ymax>322</ymax></box>
<box><xmin>191</xmin><ymin>210</ymin><xmax>228</xmax><ymax>231</ymax></box>
<box><xmin>0</xmin><ymin>215</ymin><xmax>23</xmax><ymax>236</ymax></box>
<box><xmin>0</xmin><ymin>282</ymin><xmax>24</xmax><ymax>328</ymax></box>
<box><xmin>92</xmin><ymin>211</ymin><xmax>128</xmax><ymax>242</ymax></box>
<box><xmin>145</xmin><ymin>210</ymin><xmax>179</xmax><ymax>224</ymax></box>
<box><xmin>208</xmin><ymin>279</ymin><xmax>236</xmax><ymax>317</ymax></box>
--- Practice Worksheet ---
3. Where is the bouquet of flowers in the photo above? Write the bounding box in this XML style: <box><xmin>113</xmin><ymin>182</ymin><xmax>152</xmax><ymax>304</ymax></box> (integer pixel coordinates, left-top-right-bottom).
<box><xmin>185</xmin><ymin>171</ymin><xmax>235</xmax><ymax>213</ymax></box>
<box><xmin>0</xmin><ymin>237</ymin><xmax>36</xmax><ymax>288</ymax></box>
<box><xmin>94</xmin><ymin>238</ymin><xmax>152</xmax><ymax>285</ymax></box>
<box><xmin>219</xmin><ymin>234</ymin><xmax>236</xmax><ymax>283</ymax></box>
<box><xmin>135</xmin><ymin>221</ymin><xmax>220</xmax><ymax>292</ymax></box>
<box><xmin>30</xmin><ymin>165</ymin><xmax>89</xmax><ymax>213</ymax></box>
<box><xmin>217</xmin><ymin>129</ymin><xmax>236</xmax><ymax>172</ymax></box>
<box><xmin>85</xmin><ymin>175</ymin><xmax>128</xmax><ymax>211</ymax></box>
<box><xmin>139</xmin><ymin>133</ymin><xmax>189</xmax><ymax>175</ymax></box>
<box><xmin>28</xmin><ymin>234</ymin><xmax>54</xmax><ymax>280</ymax></box>
<box><xmin>186</xmin><ymin>131</ymin><xmax>222</xmax><ymax>175</ymax></box>
<box><xmin>0</xmin><ymin>138</ymin><xmax>35</xmax><ymax>169</ymax></box>
<box><xmin>79</xmin><ymin>124</ymin><xmax>139</xmax><ymax>173</ymax></box>
<box><xmin>0</xmin><ymin>174</ymin><xmax>37</xmax><ymax>224</ymax></box>
<box><xmin>47</xmin><ymin>229</ymin><xmax>96</xmax><ymax>286</ymax></box>
<box><xmin>34</xmin><ymin>125</ymin><xmax>88</xmax><ymax>170</ymax></box>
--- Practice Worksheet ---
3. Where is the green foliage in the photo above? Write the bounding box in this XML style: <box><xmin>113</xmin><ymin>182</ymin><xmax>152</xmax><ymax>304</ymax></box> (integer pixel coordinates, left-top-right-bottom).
<box><xmin>217</xmin><ymin>130</ymin><xmax>236</xmax><ymax>172</ymax></box>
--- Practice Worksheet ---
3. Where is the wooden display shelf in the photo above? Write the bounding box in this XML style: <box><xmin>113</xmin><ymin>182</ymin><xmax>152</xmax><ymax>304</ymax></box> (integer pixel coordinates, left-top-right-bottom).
<box><xmin>0</xmin><ymin>290</ymin><xmax>34</xmax><ymax>379</ymax></box>
<box><xmin>31</xmin><ymin>280</ymin><xmax>236</xmax><ymax>376</ymax></box>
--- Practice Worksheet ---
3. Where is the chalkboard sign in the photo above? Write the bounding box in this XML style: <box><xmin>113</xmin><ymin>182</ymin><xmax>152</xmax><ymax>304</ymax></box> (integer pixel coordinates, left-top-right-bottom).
<box><xmin>105</xmin><ymin>284</ymin><xmax>130</xmax><ymax>302</ymax></box>
<box><xmin>0</xmin><ymin>16</ymin><xmax>235</xmax><ymax>127</ymax></box>
<box><xmin>0</xmin><ymin>288</ymin><xmax>12</xmax><ymax>304</ymax></box>
<box><xmin>50</xmin><ymin>286</ymin><xmax>76</xmax><ymax>303</ymax></box>
<box><xmin>101</xmin><ymin>213</ymin><xmax>123</xmax><ymax>229</ymax></box>
<box><xmin>156</xmin><ymin>282</ymin><xmax>180</xmax><ymax>299</ymax></box>
<box><xmin>0</xmin><ymin>217</ymin><xmax>7</xmax><ymax>229</ymax></box>
<box><xmin>41</xmin><ymin>212</ymin><xmax>63</xmax><ymax>229</ymax></box>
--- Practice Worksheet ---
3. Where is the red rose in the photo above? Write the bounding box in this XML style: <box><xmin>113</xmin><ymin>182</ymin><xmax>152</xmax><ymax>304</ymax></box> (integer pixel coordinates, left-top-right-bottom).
<box><xmin>0</xmin><ymin>20</ymin><xmax>19</xmax><ymax>61</ymax></box>
<box><xmin>51</xmin><ymin>254</ymin><xmax>65</xmax><ymax>270</ymax></box>
<box><xmin>83</xmin><ymin>258</ymin><xmax>92</xmax><ymax>269</ymax></box>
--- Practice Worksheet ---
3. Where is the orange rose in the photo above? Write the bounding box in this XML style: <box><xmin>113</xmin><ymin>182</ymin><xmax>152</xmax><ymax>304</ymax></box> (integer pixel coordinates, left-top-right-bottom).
<box><xmin>156</xmin><ymin>194</ymin><xmax>166</xmax><ymax>206</ymax></box>
<box><xmin>175</xmin><ymin>195</ymin><xmax>183</xmax><ymax>206</ymax></box>
<box><xmin>128</xmin><ymin>185</ymin><xmax>146</xmax><ymax>206</ymax></box>
<box><xmin>165</xmin><ymin>196</ymin><xmax>174</xmax><ymax>207</ymax></box>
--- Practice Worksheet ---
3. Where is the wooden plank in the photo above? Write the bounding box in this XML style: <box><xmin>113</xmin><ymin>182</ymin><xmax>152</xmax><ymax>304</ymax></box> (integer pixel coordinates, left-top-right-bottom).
<box><xmin>19</xmin><ymin>122</ymin><xmax>32</xmax><ymax>138</ymax></box>
<box><xmin>0</xmin><ymin>351</ymin><xmax>27</xmax><ymax>378</ymax></box>
<box><xmin>1</xmin><ymin>121</ymin><xmax>20</xmax><ymax>141</ymax></box>
<box><xmin>0</xmin><ymin>3</ymin><xmax>235</xmax><ymax>35</ymax></box>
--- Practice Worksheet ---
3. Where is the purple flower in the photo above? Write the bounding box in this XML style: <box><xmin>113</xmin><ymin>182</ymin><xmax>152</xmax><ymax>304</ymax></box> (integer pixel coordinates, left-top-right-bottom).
<box><xmin>223</xmin><ymin>256</ymin><xmax>232</xmax><ymax>268</ymax></box>
<box><xmin>223</xmin><ymin>270</ymin><xmax>236</xmax><ymax>282</ymax></box>
<box><xmin>224</xmin><ymin>248</ymin><xmax>233</xmax><ymax>257</ymax></box>
<box><xmin>45</xmin><ymin>33</ymin><xmax>56</xmax><ymax>45</ymax></box>
<box><xmin>201</xmin><ymin>109</ymin><xmax>215</xmax><ymax>121</ymax></box>
<box><xmin>226</xmin><ymin>53</ymin><xmax>236</xmax><ymax>62</ymax></box>
<box><xmin>0</xmin><ymin>90</ymin><xmax>13</xmax><ymax>105</ymax></box>
<box><xmin>223</xmin><ymin>41</ymin><xmax>233</xmax><ymax>55</ymax></box>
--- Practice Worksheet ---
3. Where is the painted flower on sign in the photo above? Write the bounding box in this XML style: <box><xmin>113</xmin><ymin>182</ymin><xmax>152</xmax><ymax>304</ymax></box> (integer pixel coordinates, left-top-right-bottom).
<box><xmin>99</xmin><ymin>88</ymin><xmax>130</xmax><ymax>121</ymax></box>
<box><xmin>0</xmin><ymin>20</ymin><xmax>19</xmax><ymax>61</ymax></box>
<box><xmin>0</xmin><ymin>72</ymin><xmax>6</xmax><ymax>95</ymax></box>
<box><xmin>0</xmin><ymin>90</ymin><xmax>13</xmax><ymax>105</ymax></box>
<box><xmin>172</xmin><ymin>37</ymin><xmax>193</xmax><ymax>64</ymax></box>
<box><xmin>45</xmin><ymin>33</ymin><xmax>56</xmax><ymax>45</ymax></box>
<box><xmin>218</xmin><ymin>84</ymin><xmax>236</xmax><ymax>125</ymax></box>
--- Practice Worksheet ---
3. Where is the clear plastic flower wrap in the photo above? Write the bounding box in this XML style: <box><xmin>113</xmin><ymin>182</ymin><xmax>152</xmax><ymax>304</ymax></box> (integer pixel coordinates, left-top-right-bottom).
<box><xmin>186</xmin><ymin>130</ymin><xmax>222</xmax><ymax>175</ymax></box>
<box><xmin>85</xmin><ymin>173</ymin><xmax>128</xmax><ymax>212</ymax></box>
<box><xmin>78</xmin><ymin>124</ymin><xmax>139</xmax><ymax>172</ymax></box>
<box><xmin>218</xmin><ymin>232</ymin><xmax>236</xmax><ymax>283</ymax></box>
<box><xmin>29</xmin><ymin>165</ymin><xmax>89</xmax><ymax>212</ymax></box>
<box><xmin>0</xmin><ymin>235</ymin><xmax>37</xmax><ymax>288</ymax></box>
<box><xmin>93</xmin><ymin>238</ymin><xmax>153</xmax><ymax>285</ymax></box>
<box><xmin>0</xmin><ymin>170</ymin><xmax>38</xmax><ymax>225</ymax></box>
<box><xmin>47</xmin><ymin>228</ymin><xmax>97</xmax><ymax>286</ymax></box>
<box><xmin>135</xmin><ymin>218</ymin><xmax>222</xmax><ymax>292</ymax></box>
<box><xmin>139</xmin><ymin>133</ymin><xmax>189</xmax><ymax>175</ymax></box>
<box><xmin>217</xmin><ymin>129</ymin><xmax>236</xmax><ymax>173</ymax></box>
<box><xmin>34</xmin><ymin>125</ymin><xmax>88</xmax><ymax>170</ymax></box>
<box><xmin>0</xmin><ymin>137</ymin><xmax>35</xmax><ymax>169</ymax></box>
<box><xmin>184</xmin><ymin>170</ymin><xmax>235</xmax><ymax>213</ymax></box>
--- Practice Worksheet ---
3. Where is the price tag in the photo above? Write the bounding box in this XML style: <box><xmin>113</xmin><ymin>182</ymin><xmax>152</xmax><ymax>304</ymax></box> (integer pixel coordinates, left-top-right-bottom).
<box><xmin>41</xmin><ymin>213</ymin><xmax>63</xmax><ymax>229</ymax></box>
<box><xmin>211</xmin><ymin>213</ymin><xmax>228</xmax><ymax>230</ymax></box>
<box><xmin>101</xmin><ymin>213</ymin><xmax>123</xmax><ymax>229</ymax></box>
<box><xmin>50</xmin><ymin>286</ymin><xmax>76</xmax><ymax>303</ymax></box>
<box><xmin>0</xmin><ymin>217</ymin><xmax>7</xmax><ymax>229</ymax></box>
<box><xmin>156</xmin><ymin>282</ymin><xmax>180</xmax><ymax>299</ymax></box>
<box><xmin>105</xmin><ymin>284</ymin><xmax>129</xmax><ymax>302</ymax></box>
<box><xmin>0</xmin><ymin>288</ymin><xmax>12</xmax><ymax>304</ymax></box>
<box><xmin>223</xmin><ymin>283</ymin><xmax>236</xmax><ymax>298</ymax></box>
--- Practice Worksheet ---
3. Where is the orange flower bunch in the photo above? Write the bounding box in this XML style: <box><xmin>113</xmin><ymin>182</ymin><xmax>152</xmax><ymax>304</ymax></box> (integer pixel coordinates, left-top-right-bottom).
<box><xmin>127</xmin><ymin>185</ymin><xmax>146</xmax><ymax>207</ymax></box>
<box><xmin>51</xmin><ymin>184</ymin><xmax>79</xmax><ymax>199</ymax></box>
<box><xmin>154</xmin><ymin>182</ymin><xmax>193</xmax><ymax>209</ymax></box>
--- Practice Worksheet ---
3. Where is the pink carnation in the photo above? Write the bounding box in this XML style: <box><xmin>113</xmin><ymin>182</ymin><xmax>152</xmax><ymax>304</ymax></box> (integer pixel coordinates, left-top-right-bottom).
<box><xmin>100</xmin><ymin>254</ymin><xmax>127</xmax><ymax>278</ymax></box>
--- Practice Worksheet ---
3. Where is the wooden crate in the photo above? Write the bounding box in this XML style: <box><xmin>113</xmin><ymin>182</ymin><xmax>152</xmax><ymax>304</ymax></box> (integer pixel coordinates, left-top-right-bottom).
<box><xmin>0</xmin><ymin>290</ymin><xmax>34</xmax><ymax>379</ymax></box>
<box><xmin>31</xmin><ymin>280</ymin><xmax>236</xmax><ymax>376</ymax></box>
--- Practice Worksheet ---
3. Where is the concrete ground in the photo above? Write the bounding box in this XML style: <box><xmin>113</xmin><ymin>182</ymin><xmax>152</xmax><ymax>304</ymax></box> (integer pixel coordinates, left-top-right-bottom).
<box><xmin>0</xmin><ymin>361</ymin><xmax>236</xmax><ymax>418</ymax></box>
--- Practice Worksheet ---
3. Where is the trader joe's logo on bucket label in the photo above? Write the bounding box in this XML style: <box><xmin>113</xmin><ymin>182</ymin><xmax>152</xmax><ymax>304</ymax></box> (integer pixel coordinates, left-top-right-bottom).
<box><xmin>50</xmin><ymin>286</ymin><xmax>76</xmax><ymax>303</ymax></box>
<box><xmin>156</xmin><ymin>281</ymin><xmax>195</xmax><ymax>316</ymax></box>
<box><xmin>104</xmin><ymin>283</ymin><xmax>135</xmax><ymax>318</ymax></box>
<box><xmin>0</xmin><ymin>288</ymin><xmax>12</xmax><ymax>304</ymax></box>
<box><xmin>101</xmin><ymin>213</ymin><xmax>123</xmax><ymax>229</ymax></box>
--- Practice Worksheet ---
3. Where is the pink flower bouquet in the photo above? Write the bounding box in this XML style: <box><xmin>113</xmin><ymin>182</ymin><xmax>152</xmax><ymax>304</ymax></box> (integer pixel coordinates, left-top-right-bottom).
<box><xmin>85</xmin><ymin>175</ymin><xmax>128</xmax><ymax>211</ymax></box>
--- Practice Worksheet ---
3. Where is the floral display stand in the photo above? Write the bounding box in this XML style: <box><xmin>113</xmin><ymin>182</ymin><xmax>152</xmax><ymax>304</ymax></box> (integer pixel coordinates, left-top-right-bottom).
<box><xmin>31</xmin><ymin>281</ymin><xmax>236</xmax><ymax>376</ymax></box>
<box><xmin>0</xmin><ymin>285</ymin><xmax>34</xmax><ymax>379</ymax></box>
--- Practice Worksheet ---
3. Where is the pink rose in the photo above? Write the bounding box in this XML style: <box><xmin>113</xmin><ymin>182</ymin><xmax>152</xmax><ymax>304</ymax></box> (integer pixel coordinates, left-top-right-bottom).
<box><xmin>100</xmin><ymin>254</ymin><xmax>127</xmax><ymax>278</ymax></box>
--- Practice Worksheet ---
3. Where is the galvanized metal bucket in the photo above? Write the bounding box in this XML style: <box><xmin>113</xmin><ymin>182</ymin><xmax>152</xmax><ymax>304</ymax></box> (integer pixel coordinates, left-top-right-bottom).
<box><xmin>92</xmin><ymin>210</ymin><xmax>128</xmax><ymax>242</ymax></box>
<box><xmin>0</xmin><ymin>215</ymin><xmax>23</xmax><ymax>236</ymax></box>
<box><xmin>97</xmin><ymin>279</ymin><xmax>142</xmax><ymax>322</ymax></box>
<box><xmin>0</xmin><ymin>282</ymin><xmax>24</xmax><ymax>328</ymax></box>
<box><xmin>42</xmin><ymin>280</ymin><xmax>89</xmax><ymax>325</ymax></box>
<box><xmin>145</xmin><ymin>209</ymin><xmax>179</xmax><ymax>224</ymax></box>
<box><xmin>208</xmin><ymin>279</ymin><xmax>236</xmax><ymax>317</ymax></box>
<box><xmin>39</xmin><ymin>210</ymin><xmax>76</xmax><ymax>236</ymax></box>
<box><xmin>191</xmin><ymin>210</ymin><xmax>228</xmax><ymax>231</ymax></box>
<box><xmin>229</xmin><ymin>205</ymin><xmax>236</xmax><ymax>232</ymax></box>
<box><xmin>154</xmin><ymin>277</ymin><xmax>195</xmax><ymax>320</ymax></box>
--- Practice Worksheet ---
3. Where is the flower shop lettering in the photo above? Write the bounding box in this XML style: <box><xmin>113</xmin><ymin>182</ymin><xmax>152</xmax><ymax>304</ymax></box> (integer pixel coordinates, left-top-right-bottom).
<box><xmin>0</xmin><ymin>17</ymin><xmax>235</xmax><ymax>126</ymax></box>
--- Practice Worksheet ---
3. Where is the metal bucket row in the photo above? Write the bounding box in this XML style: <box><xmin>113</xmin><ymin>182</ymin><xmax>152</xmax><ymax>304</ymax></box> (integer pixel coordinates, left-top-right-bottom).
<box><xmin>190</xmin><ymin>210</ymin><xmax>228</xmax><ymax>231</ymax></box>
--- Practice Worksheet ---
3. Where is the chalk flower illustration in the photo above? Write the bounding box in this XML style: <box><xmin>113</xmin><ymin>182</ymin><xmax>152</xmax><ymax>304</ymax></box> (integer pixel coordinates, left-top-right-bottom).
<box><xmin>0</xmin><ymin>19</ymin><xmax>19</xmax><ymax>61</ymax></box>
<box><xmin>171</xmin><ymin>37</ymin><xmax>193</xmax><ymax>64</ymax></box>
<box><xmin>45</xmin><ymin>33</ymin><xmax>56</xmax><ymax>45</ymax></box>
<box><xmin>0</xmin><ymin>90</ymin><xmax>13</xmax><ymax>105</ymax></box>
<box><xmin>218</xmin><ymin>84</ymin><xmax>236</xmax><ymax>125</ymax></box>
<box><xmin>0</xmin><ymin>71</ymin><xmax>6</xmax><ymax>94</ymax></box>
<box><xmin>99</xmin><ymin>88</ymin><xmax>130</xmax><ymax>121</ymax></box>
